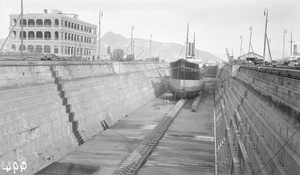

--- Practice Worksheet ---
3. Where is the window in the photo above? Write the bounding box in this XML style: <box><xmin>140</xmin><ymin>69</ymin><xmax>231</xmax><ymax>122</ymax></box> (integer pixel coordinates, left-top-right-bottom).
<box><xmin>55</xmin><ymin>19</ymin><xmax>59</xmax><ymax>26</ymax></box>
<box><xmin>27</xmin><ymin>45</ymin><xmax>34</xmax><ymax>53</ymax></box>
<box><xmin>28</xmin><ymin>19</ymin><xmax>35</xmax><ymax>26</ymax></box>
<box><xmin>36</xmin><ymin>19</ymin><xmax>43</xmax><ymax>26</ymax></box>
<box><xmin>44</xmin><ymin>45</ymin><xmax>51</xmax><ymax>53</ymax></box>
<box><xmin>54</xmin><ymin>45</ymin><xmax>58</xmax><ymax>54</ymax></box>
<box><xmin>55</xmin><ymin>31</ymin><xmax>59</xmax><ymax>40</ymax></box>
<box><xmin>44</xmin><ymin>31</ymin><xmax>51</xmax><ymax>40</ymax></box>
<box><xmin>11</xmin><ymin>44</ymin><xmax>16</xmax><ymax>51</ymax></box>
<box><xmin>36</xmin><ymin>45</ymin><xmax>42</xmax><ymax>53</ymax></box>
<box><xmin>19</xmin><ymin>45</ymin><xmax>26</xmax><ymax>51</ymax></box>
<box><xmin>44</xmin><ymin>19</ymin><xmax>51</xmax><ymax>26</ymax></box>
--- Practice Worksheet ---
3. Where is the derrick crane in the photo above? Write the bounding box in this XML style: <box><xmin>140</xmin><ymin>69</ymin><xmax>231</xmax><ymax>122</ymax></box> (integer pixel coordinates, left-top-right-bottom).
<box><xmin>226</xmin><ymin>48</ymin><xmax>233</xmax><ymax>63</ymax></box>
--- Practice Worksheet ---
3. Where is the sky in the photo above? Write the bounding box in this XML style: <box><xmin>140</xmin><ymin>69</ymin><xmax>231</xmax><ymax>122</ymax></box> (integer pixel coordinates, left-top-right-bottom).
<box><xmin>0</xmin><ymin>0</ymin><xmax>299</xmax><ymax>59</ymax></box>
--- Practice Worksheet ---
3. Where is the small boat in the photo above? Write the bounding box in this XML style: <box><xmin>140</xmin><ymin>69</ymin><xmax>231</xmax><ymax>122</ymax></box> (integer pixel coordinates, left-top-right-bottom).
<box><xmin>169</xmin><ymin>24</ymin><xmax>204</xmax><ymax>99</ymax></box>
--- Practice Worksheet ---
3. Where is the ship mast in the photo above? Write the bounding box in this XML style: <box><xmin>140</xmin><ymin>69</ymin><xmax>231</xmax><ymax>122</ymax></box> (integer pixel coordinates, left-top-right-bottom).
<box><xmin>186</xmin><ymin>23</ymin><xmax>189</xmax><ymax>59</ymax></box>
<box><xmin>263</xmin><ymin>9</ymin><xmax>268</xmax><ymax>61</ymax></box>
<box><xmin>290</xmin><ymin>30</ymin><xmax>294</xmax><ymax>57</ymax></box>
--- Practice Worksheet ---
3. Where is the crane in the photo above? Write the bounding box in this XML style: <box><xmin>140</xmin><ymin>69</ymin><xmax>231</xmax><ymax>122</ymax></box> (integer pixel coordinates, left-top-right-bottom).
<box><xmin>226</xmin><ymin>48</ymin><xmax>234</xmax><ymax>63</ymax></box>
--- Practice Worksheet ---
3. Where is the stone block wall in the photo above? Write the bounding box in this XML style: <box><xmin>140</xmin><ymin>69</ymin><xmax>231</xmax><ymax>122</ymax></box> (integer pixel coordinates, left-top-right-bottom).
<box><xmin>215</xmin><ymin>65</ymin><xmax>300</xmax><ymax>175</ymax></box>
<box><xmin>0</xmin><ymin>61</ymin><xmax>168</xmax><ymax>175</ymax></box>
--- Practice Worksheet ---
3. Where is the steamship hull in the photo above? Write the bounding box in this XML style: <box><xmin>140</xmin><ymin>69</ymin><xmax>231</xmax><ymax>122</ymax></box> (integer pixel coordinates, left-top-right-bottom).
<box><xmin>169</xmin><ymin>59</ymin><xmax>204</xmax><ymax>99</ymax></box>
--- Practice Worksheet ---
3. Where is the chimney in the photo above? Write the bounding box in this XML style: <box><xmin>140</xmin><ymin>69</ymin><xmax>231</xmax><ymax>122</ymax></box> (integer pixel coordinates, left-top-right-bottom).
<box><xmin>44</xmin><ymin>9</ymin><xmax>48</xmax><ymax>13</ymax></box>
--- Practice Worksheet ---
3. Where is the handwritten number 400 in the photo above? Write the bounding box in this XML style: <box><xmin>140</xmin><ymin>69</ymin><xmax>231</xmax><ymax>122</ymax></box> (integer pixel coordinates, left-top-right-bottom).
<box><xmin>2</xmin><ymin>161</ymin><xmax>27</xmax><ymax>174</ymax></box>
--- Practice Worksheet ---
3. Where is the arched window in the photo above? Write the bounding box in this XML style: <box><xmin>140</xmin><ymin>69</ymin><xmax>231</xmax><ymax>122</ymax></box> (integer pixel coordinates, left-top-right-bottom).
<box><xmin>44</xmin><ymin>19</ymin><xmax>51</xmax><ymax>26</ymax></box>
<box><xmin>61</xmin><ymin>46</ymin><xmax>64</xmax><ymax>54</ymax></box>
<box><xmin>20</xmin><ymin>19</ymin><xmax>26</xmax><ymax>26</ymax></box>
<box><xmin>36</xmin><ymin>31</ymin><xmax>43</xmax><ymax>39</ymax></box>
<box><xmin>68</xmin><ymin>22</ymin><xmax>70</xmax><ymax>28</ymax></box>
<box><xmin>65</xmin><ymin>33</ymin><xmax>68</xmax><ymax>40</ymax></box>
<box><xmin>27</xmin><ymin>45</ymin><xmax>34</xmax><ymax>53</ymax></box>
<box><xmin>36</xmin><ymin>19</ymin><xmax>43</xmax><ymax>26</ymax></box>
<box><xmin>36</xmin><ymin>45</ymin><xmax>42</xmax><ymax>53</ymax></box>
<box><xmin>12</xmin><ymin>31</ymin><xmax>16</xmax><ymax>39</ymax></box>
<box><xmin>68</xmin><ymin>33</ymin><xmax>71</xmax><ymax>40</ymax></box>
<box><xmin>65</xmin><ymin>21</ymin><xmax>68</xmax><ymax>27</ymax></box>
<box><xmin>81</xmin><ymin>25</ymin><xmax>83</xmax><ymax>31</ymax></box>
<box><xmin>28</xmin><ymin>19</ymin><xmax>35</xmax><ymax>26</ymax></box>
<box><xmin>71</xmin><ymin>34</ymin><xmax>73</xmax><ymax>41</ymax></box>
<box><xmin>71</xmin><ymin>23</ymin><xmax>74</xmax><ymax>29</ymax></box>
<box><xmin>13</xmin><ymin>19</ymin><xmax>17</xmax><ymax>26</ymax></box>
<box><xmin>44</xmin><ymin>45</ymin><xmax>51</xmax><ymax>53</ymax></box>
<box><xmin>19</xmin><ymin>45</ymin><xmax>26</xmax><ymax>51</ymax></box>
<box><xmin>55</xmin><ymin>31</ymin><xmax>59</xmax><ymax>40</ymax></box>
<box><xmin>28</xmin><ymin>31</ymin><xmax>34</xmax><ymax>40</ymax></box>
<box><xmin>54</xmin><ymin>19</ymin><xmax>59</xmax><ymax>26</ymax></box>
<box><xmin>54</xmin><ymin>45</ymin><xmax>58</xmax><ymax>54</ymax></box>
<box><xmin>44</xmin><ymin>31</ymin><xmax>51</xmax><ymax>40</ymax></box>
<box><xmin>11</xmin><ymin>44</ymin><xmax>16</xmax><ymax>51</ymax></box>
<box><xmin>19</xmin><ymin>31</ymin><xmax>26</xmax><ymax>39</ymax></box>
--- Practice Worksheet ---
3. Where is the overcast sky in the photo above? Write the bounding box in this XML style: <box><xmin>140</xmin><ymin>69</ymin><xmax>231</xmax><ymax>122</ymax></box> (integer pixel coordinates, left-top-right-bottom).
<box><xmin>0</xmin><ymin>0</ymin><xmax>299</xmax><ymax>58</ymax></box>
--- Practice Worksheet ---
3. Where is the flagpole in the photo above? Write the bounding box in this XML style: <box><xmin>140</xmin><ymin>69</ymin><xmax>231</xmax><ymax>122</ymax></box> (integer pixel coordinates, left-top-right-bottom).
<box><xmin>98</xmin><ymin>10</ymin><xmax>102</xmax><ymax>60</ymax></box>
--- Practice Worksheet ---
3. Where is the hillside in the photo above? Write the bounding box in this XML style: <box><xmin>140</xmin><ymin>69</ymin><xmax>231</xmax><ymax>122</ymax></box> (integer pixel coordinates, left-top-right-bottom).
<box><xmin>100</xmin><ymin>31</ymin><xmax>222</xmax><ymax>62</ymax></box>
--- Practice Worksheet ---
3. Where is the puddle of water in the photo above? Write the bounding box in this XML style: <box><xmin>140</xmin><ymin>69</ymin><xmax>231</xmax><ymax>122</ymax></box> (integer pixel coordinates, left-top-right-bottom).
<box><xmin>140</xmin><ymin>123</ymin><xmax>157</xmax><ymax>130</ymax></box>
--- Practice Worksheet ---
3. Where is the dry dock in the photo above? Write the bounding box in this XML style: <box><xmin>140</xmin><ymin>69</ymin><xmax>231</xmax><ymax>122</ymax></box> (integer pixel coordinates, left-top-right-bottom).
<box><xmin>36</xmin><ymin>92</ymin><xmax>215</xmax><ymax>175</ymax></box>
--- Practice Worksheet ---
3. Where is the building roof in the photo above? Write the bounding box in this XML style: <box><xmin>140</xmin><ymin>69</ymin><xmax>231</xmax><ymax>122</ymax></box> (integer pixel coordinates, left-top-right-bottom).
<box><xmin>237</xmin><ymin>52</ymin><xmax>263</xmax><ymax>60</ymax></box>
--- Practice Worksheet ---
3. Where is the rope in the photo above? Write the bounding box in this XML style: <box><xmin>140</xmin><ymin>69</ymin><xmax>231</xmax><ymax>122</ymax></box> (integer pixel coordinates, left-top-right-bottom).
<box><xmin>181</xmin><ymin>66</ymin><xmax>200</xmax><ymax>72</ymax></box>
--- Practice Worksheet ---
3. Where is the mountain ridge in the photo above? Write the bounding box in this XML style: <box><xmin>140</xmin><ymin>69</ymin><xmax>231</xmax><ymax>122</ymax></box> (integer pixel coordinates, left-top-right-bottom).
<box><xmin>100</xmin><ymin>31</ymin><xmax>222</xmax><ymax>62</ymax></box>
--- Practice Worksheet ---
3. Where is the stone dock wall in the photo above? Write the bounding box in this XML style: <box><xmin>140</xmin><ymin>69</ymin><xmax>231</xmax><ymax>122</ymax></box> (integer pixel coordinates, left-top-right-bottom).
<box><xmin>215</xmin><ymin>65</ymin><xmax>300</xmax><ymax>175</ymax></box>
<box><xmin>0</xmin><ymin>61</ymin><xmax>168</xmax><ymax>175</ymax></box>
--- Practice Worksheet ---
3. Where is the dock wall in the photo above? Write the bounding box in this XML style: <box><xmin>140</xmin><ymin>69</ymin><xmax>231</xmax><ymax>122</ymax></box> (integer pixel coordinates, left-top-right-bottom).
<box><xmin>0</xmin><ymin>61</ymin><xmax>168</xmax><ymax>174</ymax></box>
<box><xmin>215</xmin><ymin>65</ymin><xmax>300</xmax><ymax>175</ymax></box>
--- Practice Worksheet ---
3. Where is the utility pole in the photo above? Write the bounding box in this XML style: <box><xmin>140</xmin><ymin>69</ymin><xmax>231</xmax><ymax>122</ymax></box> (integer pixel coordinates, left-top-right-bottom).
<box><xmin>290</xmin><ymin>30</ymin><xmax>294</xmax><ymax>56</ymax></box>
<box><xmin>150</xmin><ymin>34</ymin><xmax>152</xmax><ymax>58</ymax></box>
<box><xmin>248</xmin><ymin>26</ymin><xmax>253</xmax><ymax>53</ymax></box>
<box><xmin>98</xmin><ymin>10</ymin><xmax>103</xmax><ymax>60</ymax></box>
<box><xmin>263</xmin><ymin>9</ymin><xmax>268</xmax><ymax>61</ymax></box>
<box><xmin>131</xmin><ymin>25</ymin><xmax>134</xmax><ymax>55</ymax></box>
<box><xmin>283</xmin><ymin>29</ymin><xmax>287</xmax><ymax>59</ymax></box>
<box><xmin>240</xmin><ymin>35</ymin><xmax>244</xmax><ymax>57</ymax></box>
<box><xmin>21</xmin><ymin>0</ymin><xmax>23</xmax><ymax>60</ymax></box>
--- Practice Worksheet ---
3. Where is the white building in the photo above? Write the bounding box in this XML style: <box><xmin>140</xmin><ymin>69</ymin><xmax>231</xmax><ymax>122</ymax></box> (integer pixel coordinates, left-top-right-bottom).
<box><xmin>7</xmin><ymin>9</ymin><xmax>97</xmax><ymax>60</ymax></box>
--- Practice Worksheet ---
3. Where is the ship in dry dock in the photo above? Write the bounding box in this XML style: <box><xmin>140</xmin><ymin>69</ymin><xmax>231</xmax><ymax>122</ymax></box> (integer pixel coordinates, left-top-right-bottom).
<box><xmin>169</xmin><ymin>25</ymin><xmax>204</xmax><ymax>99</ymax></box>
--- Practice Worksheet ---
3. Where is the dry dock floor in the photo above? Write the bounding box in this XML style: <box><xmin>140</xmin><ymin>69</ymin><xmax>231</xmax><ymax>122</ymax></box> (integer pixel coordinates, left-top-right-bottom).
<box><xmin>138</xmin><ymin>93</ymin><xmax>215</xmax><ymax>175</ymax></box>
<box><xmin>36</xmin><ymin>92</ymin><xmax>215</xmax><ymax>175</ymax></box>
